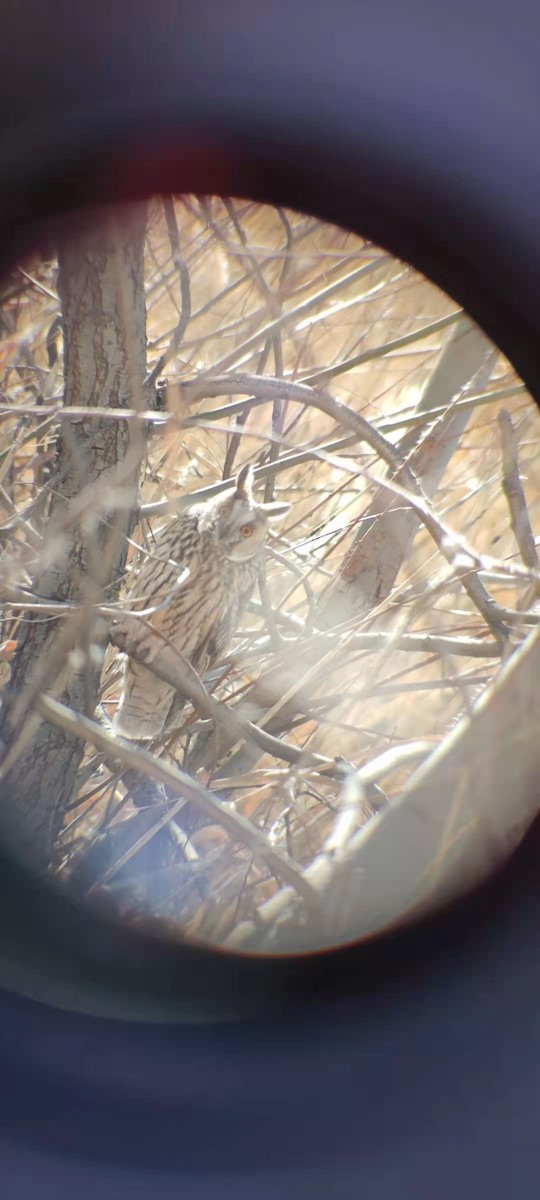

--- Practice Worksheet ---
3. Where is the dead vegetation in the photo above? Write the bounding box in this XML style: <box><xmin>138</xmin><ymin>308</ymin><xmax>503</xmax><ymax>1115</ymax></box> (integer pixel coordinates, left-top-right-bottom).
<box><xmin>1</xmin><ymin>196</ymin><xmax>540</xmax><ymax>954</ymax></box>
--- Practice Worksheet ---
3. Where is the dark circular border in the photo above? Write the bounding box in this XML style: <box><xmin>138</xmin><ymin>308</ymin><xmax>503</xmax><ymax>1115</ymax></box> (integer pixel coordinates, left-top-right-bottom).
<box><xmin>2</xmin><ymin>1</ymin><xmax>540</xmax><ymax>1195</ymax></box>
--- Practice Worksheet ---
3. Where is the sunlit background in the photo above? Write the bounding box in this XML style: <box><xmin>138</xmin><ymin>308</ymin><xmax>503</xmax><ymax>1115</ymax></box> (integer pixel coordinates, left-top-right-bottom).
<box><xmin>1</xmin><ymin>197</ymin><xmax>539</xmax><ymax>954</ymax></box>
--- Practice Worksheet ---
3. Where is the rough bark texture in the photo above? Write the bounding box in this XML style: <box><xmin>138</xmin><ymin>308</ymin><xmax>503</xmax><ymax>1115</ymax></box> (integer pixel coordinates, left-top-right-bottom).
<box><xmin>320</xmin><ymin>316</ymin><xmax>497</xmax><ymax>625</ymax></box>
<box><xmin>0</xmin><ymin>207</ymin><xmax>148</xmax><ymax>870</ymax></box>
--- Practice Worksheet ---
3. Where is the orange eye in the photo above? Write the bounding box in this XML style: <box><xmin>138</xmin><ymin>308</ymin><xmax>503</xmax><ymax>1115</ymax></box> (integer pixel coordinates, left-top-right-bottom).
<box><xmin>219</xmin><ymin>503</ymin><xmax>232</xmax><ymax>516</ymax></box>
<box><xmin>241</xmin><ymin>524</ymin><xmax>253</xmax><ymax>538</ymax></box>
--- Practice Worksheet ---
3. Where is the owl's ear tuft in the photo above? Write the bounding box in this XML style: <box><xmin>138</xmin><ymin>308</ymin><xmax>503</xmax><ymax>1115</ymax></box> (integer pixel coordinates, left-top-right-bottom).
<box><xmin>234</xmin><ymin>463</ymin><xmax>255</xmax><ymax>499</ymax></box>
<box><xmin>260</xmin><ymin>499</ymin><xmax>291</xmax><ymax>517</ymax></box>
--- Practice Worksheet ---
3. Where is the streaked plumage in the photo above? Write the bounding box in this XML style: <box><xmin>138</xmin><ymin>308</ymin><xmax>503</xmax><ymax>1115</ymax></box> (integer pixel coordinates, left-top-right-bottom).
<box><xmin>114</xmin><ymin>465</ymin><xmax>289</xmax><ymax>739</ymax></box>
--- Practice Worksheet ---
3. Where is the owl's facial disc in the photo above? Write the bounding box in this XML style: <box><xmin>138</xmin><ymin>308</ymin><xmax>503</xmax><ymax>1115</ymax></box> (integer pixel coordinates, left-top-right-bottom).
<box><xmin>224</xmin><ymin>514</ymin><xmax>267</xmax><ymax>560</ymax></box>
<box><xmin>215</xmin><ymin>494</ymin><xmax>267</xmax><ymax>560</ymax></box>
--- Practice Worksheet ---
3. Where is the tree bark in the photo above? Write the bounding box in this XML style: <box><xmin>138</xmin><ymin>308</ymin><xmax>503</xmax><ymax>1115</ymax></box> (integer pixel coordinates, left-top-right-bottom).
<box><xmin>319</xmin><ymin>316</ymin><xmax>497</xmax><ymax>625</ymax></box>
<box><xmin>0</xmin><ymin>206</ymin><xmax>148</xmax><ymax>871</ymax></box>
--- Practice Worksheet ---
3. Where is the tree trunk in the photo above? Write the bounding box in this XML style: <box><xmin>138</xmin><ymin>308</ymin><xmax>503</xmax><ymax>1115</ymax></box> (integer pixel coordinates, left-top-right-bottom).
<box><xmin>319</xmin><ymin>316</ymin><xmax>497</xmax><ymax>625</ymax></box>
<box><xmin>0</xmin><ymin>206</ymin><xmax>148</xmax><ymax>871</ymax></box>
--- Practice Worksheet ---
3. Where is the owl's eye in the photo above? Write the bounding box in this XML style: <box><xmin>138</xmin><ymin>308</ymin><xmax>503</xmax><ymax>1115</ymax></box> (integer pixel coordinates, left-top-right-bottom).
<box><xmin>241</xmin><ymin>524</ymin><xmax>254</xmax><ymax>537</ymax></box>
<box><xmin>219</xmin><ymin>503</ymin><xmax>232</xmax><ymax>516</ymax></box>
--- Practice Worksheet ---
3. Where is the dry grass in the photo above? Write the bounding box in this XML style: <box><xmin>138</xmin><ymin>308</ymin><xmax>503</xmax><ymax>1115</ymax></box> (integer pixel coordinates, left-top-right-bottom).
<box><xmin>1</xmin><ymin>195</ymin><xmax>539</xmax><ymax>953</ymax></box>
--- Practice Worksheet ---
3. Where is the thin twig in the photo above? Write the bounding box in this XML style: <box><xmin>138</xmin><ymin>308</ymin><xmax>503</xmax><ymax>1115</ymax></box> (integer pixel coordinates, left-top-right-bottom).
<box><xmin>109</xmin><ymin>617</ymin><xmax>339</xmax><ymax>774</ymax></box>
<box><xmin>35</xmin><ymin>693</ymin><xmax>319</xmax><ymax>904</ymax></box>
<box><xmin>225</xmin><ymin>740</ymin><xmax>434</xmax><ymax>949</ymax></box>
<box><xmin>145</xmin><ymin>198</ymin><xmax>191</xmax><ymax>389</ymax></box>
<box><xmin>498</xmin><ymin>408</ymin><xmax>540</xmax><ymax>572</ymax></box>
<box><xmin>157</xmin><ymin>372</ymin><xmax>510</xmax><ymax>644</ymax></box>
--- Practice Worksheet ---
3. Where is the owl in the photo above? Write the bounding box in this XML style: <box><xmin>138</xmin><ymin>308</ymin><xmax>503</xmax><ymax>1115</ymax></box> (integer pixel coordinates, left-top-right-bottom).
<box><xmin>114</xmin><ymin>464</ymin><xmax>289</xmax><ymax>740</ymax></box>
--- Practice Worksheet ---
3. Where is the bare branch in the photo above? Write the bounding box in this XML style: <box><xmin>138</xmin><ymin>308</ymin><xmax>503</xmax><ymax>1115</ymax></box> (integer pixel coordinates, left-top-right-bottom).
<box><xmin>321</xmin><ymin>316</ymin><xmax>498</xmax><ymax>622</ymax></box>
<box><xmin>35</xmin><ymin>694</ymin><xmax>318</xmax><ymax>905</ymax></box>
<box><xmin>145</xmin><ymin>197</ymin><xmax>191</xmax><ymax>389</ymax></box>
<box><xmin>227</xmin><ymin>629</ymin><xmax>540</xmax><ymax>950</ymax></box>
<box><xmin>498</xmin><ymin>408</ymin><xmax>540</xmax><ymax>572</ymax></box>
<box><xmin>109</xmin><ymin>617</ymin><xmax>338</xmax><ymax>774</ymax></box>
<box><xmin>158</xmin><ymin>370</ymin><xmax>511</xmax><ymax>644</ymax></box>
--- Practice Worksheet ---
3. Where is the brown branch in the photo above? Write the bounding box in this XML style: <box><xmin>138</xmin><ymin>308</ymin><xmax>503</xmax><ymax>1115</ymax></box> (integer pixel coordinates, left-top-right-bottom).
<box><xmin>4</xmin><ymin>584</ymin><xmax>523</xmax><ymax>646</ymax></box>
<box><xmin>160</xmin><ymin>371</ymin><xmax>510</xmax><ymax>645</ymax></box>
<box><xmin>207</xmin><ymin>197</ymin><xmax>287</xmax><ymax>498</ymax></box>
<box><xmin>331</xmin><ymin>631</ymin><xmax>500</xmax><ymax>659</ymax></box>
<box><xmin>145</xmin><ymin>199</ymin><xmax>191</xmax><ymax>389</ymax></box>
<box><xmin>227</xmin><ymin>628</ymin><xmax>540</xmax><ymax>951</ymax></box>
<box><xmin>498</xmin><ymin>408</ymin><xmax>540</xmax><ymax>572</ymax></box>
<box><xmin>222</xmin><ymin>336</ymin><xmax>273</xmax><ymax>480</ymax></box>
<box><xmin>35</xmin><ymin>693</ymin><xmax>318</xmax><ymax>905</ymax></box>
<box><xmin>301</xmin><ymin>309</ymin><xmax>463</xmax><ymax>387</ymax></box>
<box><xmin>320</xmin><ymin>317</ymin><xmax>498</xmax><ymax>622</ymax></box>
<box><xmin>5</xmin><ymin>380</ymin><xmax>523</xmax><ymax>439</ymax></box>
<box><xmin>109</xmin><ymin>617</ymin><xmax>337</xmax><ymax>774</ymax></box>
<box><xmin>194</xmin><ymin>255</ymin><xmax>388</xmax><ymax>376</ymax></box>
<box><xmin>0</xmin><ymin>206</ymin><xmax>150</xmax><ymax>867</ymax></box>
<box><xmin>225</xmin><ymin>740</ymin><xmax>433</xmax><ymax>950</ymax></box>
